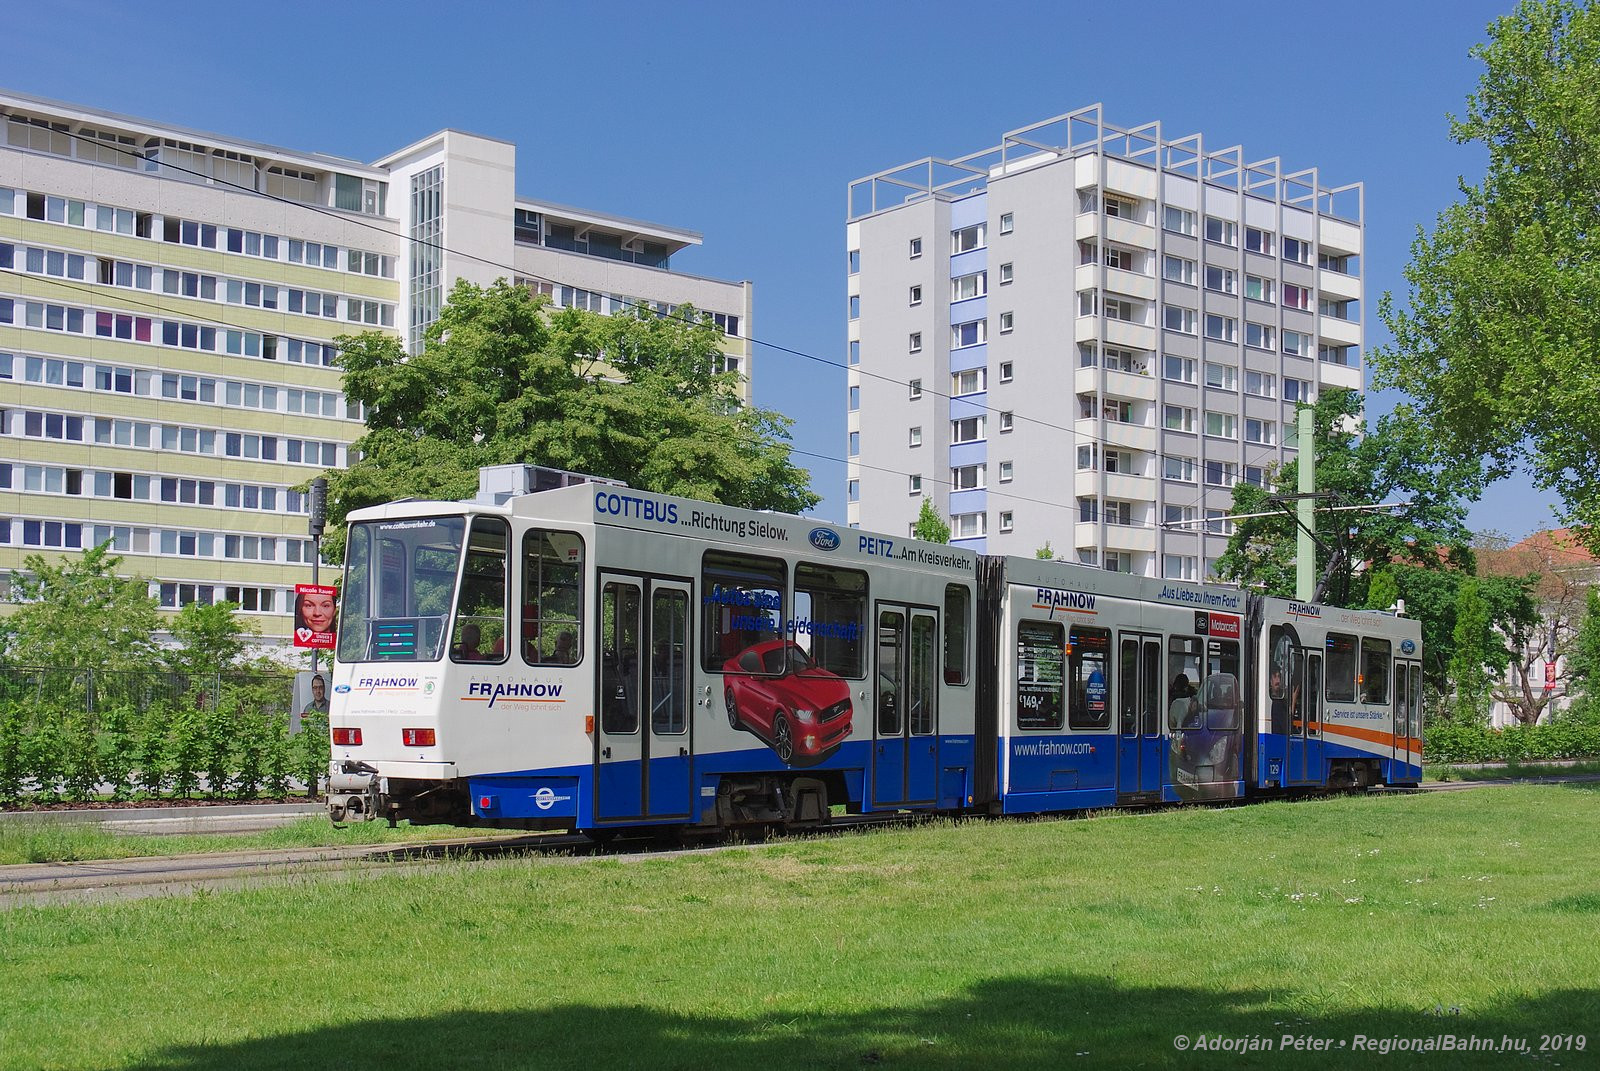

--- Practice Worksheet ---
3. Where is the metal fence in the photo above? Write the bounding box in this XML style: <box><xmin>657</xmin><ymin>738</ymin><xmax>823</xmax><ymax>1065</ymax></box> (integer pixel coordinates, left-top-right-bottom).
<box><xmin>0</xmin><ymin>666</ymin><xmax>295</xmax><ymax>719</ymax></box>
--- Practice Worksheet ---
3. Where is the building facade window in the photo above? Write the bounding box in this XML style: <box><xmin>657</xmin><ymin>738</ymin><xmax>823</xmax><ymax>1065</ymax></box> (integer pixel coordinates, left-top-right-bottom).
<box><xmin>999</xmin><ymin>212</ymin><xmax>1014</xmax><ymax>235</ymax></box>
<box><xmin>951</xmin><ymin>224</ymin><xmax>985</xmax><ymax>253</ymax></box>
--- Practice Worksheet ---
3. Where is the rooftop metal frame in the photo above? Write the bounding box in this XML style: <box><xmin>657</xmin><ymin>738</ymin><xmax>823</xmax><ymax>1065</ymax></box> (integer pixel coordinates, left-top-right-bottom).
<box><xmin>847</xmin><ymin>103</ymin><xmax>1362</xmax><ymax>224</ymax></box>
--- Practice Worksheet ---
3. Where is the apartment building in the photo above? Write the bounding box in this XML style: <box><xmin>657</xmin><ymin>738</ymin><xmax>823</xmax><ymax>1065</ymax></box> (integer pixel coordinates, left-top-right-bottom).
<box><xmin>845</xmin><ymin>105</ymin><xmax>1362</xmax><ymax>578</ymax></box>
<box><xmin>0</xmin><ymin>89</ymin><xmax>753</xmax><ymax>641</ymax></box>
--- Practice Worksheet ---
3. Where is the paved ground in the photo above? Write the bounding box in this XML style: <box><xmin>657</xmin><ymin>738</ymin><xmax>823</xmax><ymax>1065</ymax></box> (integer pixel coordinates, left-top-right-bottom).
<box><xmin>0</xmin><ymin>802</ymin><xmax>324</xmax><ymax>834</ymax></box>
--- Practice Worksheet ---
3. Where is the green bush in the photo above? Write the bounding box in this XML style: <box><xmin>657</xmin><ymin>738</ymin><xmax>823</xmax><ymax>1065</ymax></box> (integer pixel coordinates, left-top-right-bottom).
<box><xmin>60</xmin><ymin>708</ymin><xmax>100</xmax><ymax>802</ymax></box>
<box><xmin>261</xmin><ymin>713</ymin><xmax>293</xmax><ymax>799</ymax></box>
<box><xmin>0</xmin><ymin>703</ymin><xmax>25</xmax><ymax>806</ymax></box>
<box><xmin>168</xmin><ymin>703</ymin><xmax>205</xmax><ymax>799</ymax></box>
<box><xmin>296</xmin><ymin>711</ymin><xmax>329</xmax><ymax>798</ymax></box>
<box><xmin>98</xmin><ymin>704</ymin><xmax>137</xmax><ymax>801</ymax></box>
<box><xmin>135</xmin><ymin>702</ymin><xmax>171</xmax><ymax>799</ymax></box>
<box><xmin>22</xmin><ymin>715</ymin><xmax>65</xmax><ymax>803</ymax></box>
<box><xmin>1424</xmin><ymin>706</ymin><xmax>1600</xmax><ymax>764</ymax></box>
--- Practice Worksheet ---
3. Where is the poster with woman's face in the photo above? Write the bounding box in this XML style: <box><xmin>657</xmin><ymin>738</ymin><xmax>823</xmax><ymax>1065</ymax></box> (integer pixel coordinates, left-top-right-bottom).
<box><xmin>294</xmin><ymin>584</ymin><xmax>338</xmax><ymax>648</ymax></box>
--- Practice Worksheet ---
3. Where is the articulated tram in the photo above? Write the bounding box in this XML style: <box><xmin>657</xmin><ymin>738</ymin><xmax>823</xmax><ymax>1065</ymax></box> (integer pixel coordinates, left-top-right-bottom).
<box><xmin>325</xmin><ymin>475</ymin><xmax>1422</xmax><ymax>831</ymax></box>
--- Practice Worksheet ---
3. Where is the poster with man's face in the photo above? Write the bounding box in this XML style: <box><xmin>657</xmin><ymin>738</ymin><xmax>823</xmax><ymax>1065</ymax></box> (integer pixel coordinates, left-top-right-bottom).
<box><xmin>294</xmin><ymin>584</ymin><xmax>338</xmax><ymax>649</ymax></box>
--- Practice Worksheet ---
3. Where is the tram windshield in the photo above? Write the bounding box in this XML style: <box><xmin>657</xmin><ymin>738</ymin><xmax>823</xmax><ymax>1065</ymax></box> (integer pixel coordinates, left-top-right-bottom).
<box><xmin>338</xmin><ymin>516</ymin><xmax>467</xmax><ymax>662</ymax></box>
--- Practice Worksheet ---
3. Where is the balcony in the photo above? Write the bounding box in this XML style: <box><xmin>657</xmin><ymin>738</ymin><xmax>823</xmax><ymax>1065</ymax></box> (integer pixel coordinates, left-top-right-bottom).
<box><xmin>1319</xmin><ymin>269</ymin><xmax>1360</xmax><ymax>301</ymax></box>
<box><xmin>1077</xmin><ymin>316</ymin><xmax>1156</xmax><ymax>352</ymax></box>
<box><xmin>1319</xmin><ymin>316</ymin><xmax>1362</xmax><ymax>347</ymax></box>
<box><xmin>1074</xmin><ymin>365</ymin><xmax>1154</xmax><ymax>397</ymax></box>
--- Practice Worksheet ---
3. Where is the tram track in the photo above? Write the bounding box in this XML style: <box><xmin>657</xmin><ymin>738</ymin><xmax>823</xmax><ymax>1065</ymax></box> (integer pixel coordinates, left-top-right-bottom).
<box><xmin>4</xmin><ymin>776</ymin><xmax>1595</xmax><ymax>909</ymax></box>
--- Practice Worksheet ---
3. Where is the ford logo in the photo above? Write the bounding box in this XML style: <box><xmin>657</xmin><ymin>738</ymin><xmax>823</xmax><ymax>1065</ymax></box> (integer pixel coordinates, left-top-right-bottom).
<box><xmin>1400</xmin><ymin>639</ymin><xmax>1416</xmax><ymax>655</ymax></box>
<box><xmin>808</xmin><ymin>527</ymin><xmax>841</xmax><ymax>552</ymax></box>
<box><xmin>333</xmin><ymin>684</ymin><xmax>352</xmax><ymax>693</ymax></box>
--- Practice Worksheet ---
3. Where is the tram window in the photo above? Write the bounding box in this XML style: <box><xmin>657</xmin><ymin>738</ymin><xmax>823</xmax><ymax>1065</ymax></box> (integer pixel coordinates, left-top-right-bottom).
<box><xmin>1068</xmin><ymin>625</ymin><xmax>1111</xmax><ymax>730</ymax></box>
<box><xmin>1325</xmin><ymin>632</ymin><xmax>1358</xmax><ymax>701</ymax></box>
<box><xmin>601</xmin><ymin>582</ymin><xmax>641</xmax><ymax>734</ymax></box>
<box><xmin>650</xmin><ymin>589</ymin><xmax>689</xmax><ymax>735</ymax></box>
<box><xmin>1204</xmin><ymin>639</ymin><xmax>1241</xmax><ymax>730</ymax></box>
<box><xmin>1360</xmin><ymin>637</ymin><xmax>1392</xmax><ymax>704</ymax></box>
<box><xmin>1016</xmin><ymin>621</ymin><xmax>1065</xmax><ymax>730</ymax></box>
<box><xmin>1168</xmin><ymin>636</ymin><xmax>1203</xmax><ymax>730</ymax></box>
<box><xmin>702</xmin><ymin>551</ymin><xmax>786</xmax><ymax>672</ymax></box>
<box><xmin>521</xmin><ymin>528</ymin><xmax>584</xmax><ymax>665</ymax></box>
<box><xmin>944</xmin><ymin>584</ymin><xmax>970</xmax><ymax>685</ymax></box>
<box><xmin>339</xmin><ymin>515</ymin><xmax>466</xmax><ymax>662</ymax></box>
<box><xmin>793</xmin><ymin>562</ymin><xmax>866</xmax><ymax>678</ymax></box>
<box><xmin>450</xmin><ymin>518</ymin><xmax>509</xmax><ymax>663</ymax></box>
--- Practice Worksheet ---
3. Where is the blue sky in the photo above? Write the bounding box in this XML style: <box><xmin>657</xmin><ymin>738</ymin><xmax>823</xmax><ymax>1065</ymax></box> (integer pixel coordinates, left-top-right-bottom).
<box><xmin>2</xmin><ymin>0</ymin><xmax>1560</xmax><ymax>540</ymax></box>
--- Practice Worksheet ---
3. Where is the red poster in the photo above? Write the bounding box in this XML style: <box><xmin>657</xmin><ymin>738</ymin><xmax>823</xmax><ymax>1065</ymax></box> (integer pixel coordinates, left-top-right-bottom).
<box><xmin>293</xmin><ymin>584</ymin><xmax>338</xmax><ymax>649</ymax></box>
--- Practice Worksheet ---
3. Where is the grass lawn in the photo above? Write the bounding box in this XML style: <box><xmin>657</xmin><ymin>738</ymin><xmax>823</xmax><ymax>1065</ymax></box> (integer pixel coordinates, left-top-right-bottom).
<box><xmin>0</xmin><ymin>815</ymin><xmax>519</xmax><ymax>866</ymax></box>
<box><xmin>0</xmin><ymin>785</ymin><xmax>1596</xmax><ymax>1070</ymax></box>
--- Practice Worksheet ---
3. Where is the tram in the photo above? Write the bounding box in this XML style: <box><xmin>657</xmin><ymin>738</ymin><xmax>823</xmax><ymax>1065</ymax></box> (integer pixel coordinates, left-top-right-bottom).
<box><xmin>324</xmin><ymin>469</ymin><xmax>1421</xmax><ymax>830</ymax></box>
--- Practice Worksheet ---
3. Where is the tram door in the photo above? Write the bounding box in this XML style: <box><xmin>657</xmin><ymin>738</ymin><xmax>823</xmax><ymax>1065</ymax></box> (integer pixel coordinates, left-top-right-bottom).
<box><xmin>596</xmin><ymin>574</ymin><xmax>693</xmax><ymax>823</ymax></box>
<box><xmin>873</xmin><ymin>606</ymin><xmax>938</xmax><ymax>807</ymax></box>
<box><xmin>1116</xmin><ymin>633</ymin><xmax>1163</xmax><ymax>797</ymax></box>
<box><xmin>1393</xmin><ymin>659</ymin><xmax>1421</xmax><ymax>777</ymax></box>
<box><xmin>1289</xmin><ymin>653</ymin><xmax>1323</xmax><ymax>785</ymax></box>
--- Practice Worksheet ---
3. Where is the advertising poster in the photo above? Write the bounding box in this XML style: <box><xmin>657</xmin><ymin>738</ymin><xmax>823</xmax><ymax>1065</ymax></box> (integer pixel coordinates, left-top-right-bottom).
<box><xmin>293</xmin><ymin>583</ymin><xmax>338</xmax><ymax>649</ymax></box>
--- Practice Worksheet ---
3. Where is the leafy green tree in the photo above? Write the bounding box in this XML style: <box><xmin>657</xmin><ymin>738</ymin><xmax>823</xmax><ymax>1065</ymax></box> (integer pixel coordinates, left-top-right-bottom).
<box><xmin>1372</xmin><ymin>0</ymin><xmax>1600</xmax><ymax>554</ymax></box>
<box><xmin>1035</xmin><ymin>540</ymin><xmax>1056</xmax><ymax>560</ymax></box>
<box><xmin>912</xmin><ymin>498</ymin><xmax>951</xmax><ymax>544</ymax></box>
<box><xmin>1565</xmin><ymin>588</ymin><xmax>1600</xmax><ymax>707</ymax></box>
<box><xmin>1215</xmin><ymin>389</ymin><xmax>1478</xmax><ymax>603</ymax></box>
<box><xmin>0</xmin><ymin>543</ymin><xmax>159</xmax><ymax>673</ymax></box>
<box><xmin>1450</xmin><ymin>577</ymin><xmax>1494</xmax><ymax>723</ymax></box>
<box><xmin>324</xmin><ymin>280</ymin><xmax>817</xmax><ymax>557</ymax></box>
<box><xmin>163</xmin><ymin>601</ymin><xmax>260</xmax><ymax>682</ymax></box>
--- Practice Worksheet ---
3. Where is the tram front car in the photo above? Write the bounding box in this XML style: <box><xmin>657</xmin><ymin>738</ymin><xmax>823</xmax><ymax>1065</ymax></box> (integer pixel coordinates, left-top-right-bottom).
<box><xmin>325</xmin><ymin>498</ymin><xmax>587</xmax><ymax>827</ymax></box>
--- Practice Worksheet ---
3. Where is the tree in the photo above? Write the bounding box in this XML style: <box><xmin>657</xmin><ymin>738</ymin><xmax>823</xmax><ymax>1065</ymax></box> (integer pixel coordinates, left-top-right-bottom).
<box><xmin>912</xmin><ymin>498</ymin><xmax>951</xmax><ymax>544</ymax></box>
<box><xmin>1449</xmin><ymin>578</ymin><xmax>1494</xmax><ymax>723</ymax></box>
<box><xmin>1566</xmin><ymin>588</ymin><xmax>1600</xmax><ymax>708</ymax></box>
<box><xmin>0</xmin><ymin>543</ymin><xmax>159</xmax><ymax>673</ymax></box>
<box><xmin>1215</xmin><ymin>388</ymin><xmax>1479</xmax><ymax>604</ymax></box>
<box><xmin>1372</xmin><ymin>0</ymin><xmax>1600</xmax><ymax>554</ymax></box>
<box><xmin>324</xmin><ymin>280</ymin><xmax>817</xmax><ymax>557</ymax></box>
<box><xmin>1035</xmin><ymin>540</ymin><xmax>1056</xmax><ymax>560</ymax></box>
<box><xmin>164</xmin><ymin>601</ymin><xmax>261</xmax><ymax>681</ymax></box>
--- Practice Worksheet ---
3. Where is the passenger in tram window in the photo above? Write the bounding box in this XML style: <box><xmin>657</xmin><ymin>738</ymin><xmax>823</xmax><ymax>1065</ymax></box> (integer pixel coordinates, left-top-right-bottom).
<box><xmin>554</xmin><ymin>631</ymin><xmax>576</xmax><ymax>664</ymax></box>
<box><xmin>453</xmin><ymin>623</ymin><xmax>486</xmax><ymax>661</ymax></box>
<box><xmin>1270</xmin><ymin>668</ymin><xmax>1289</xmax><ymax>735</ymax></box>
<box><xmin>1168</xmin><ymin>674</ymin><xmax>1199</xmax><ymax>730</ymax></box>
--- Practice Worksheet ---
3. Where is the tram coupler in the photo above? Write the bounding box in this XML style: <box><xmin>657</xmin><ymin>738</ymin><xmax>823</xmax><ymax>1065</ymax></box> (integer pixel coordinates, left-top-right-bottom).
<box><xmin>327</xmin><ymin>762</ymin><xmax>382</xmax><ymax>823</ymax></box>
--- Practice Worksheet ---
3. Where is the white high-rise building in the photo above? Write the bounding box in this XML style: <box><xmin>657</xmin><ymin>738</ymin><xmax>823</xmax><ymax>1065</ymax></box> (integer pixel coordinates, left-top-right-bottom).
<box><xmin>0</xmin><ymin>88</ymin><xmax>753</xmax><ymax>641</ymax></box>
<box><xmin>845</xmin><ymin>105</ymin><xmax>1362</xmax><ymax>578</ymax></box>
